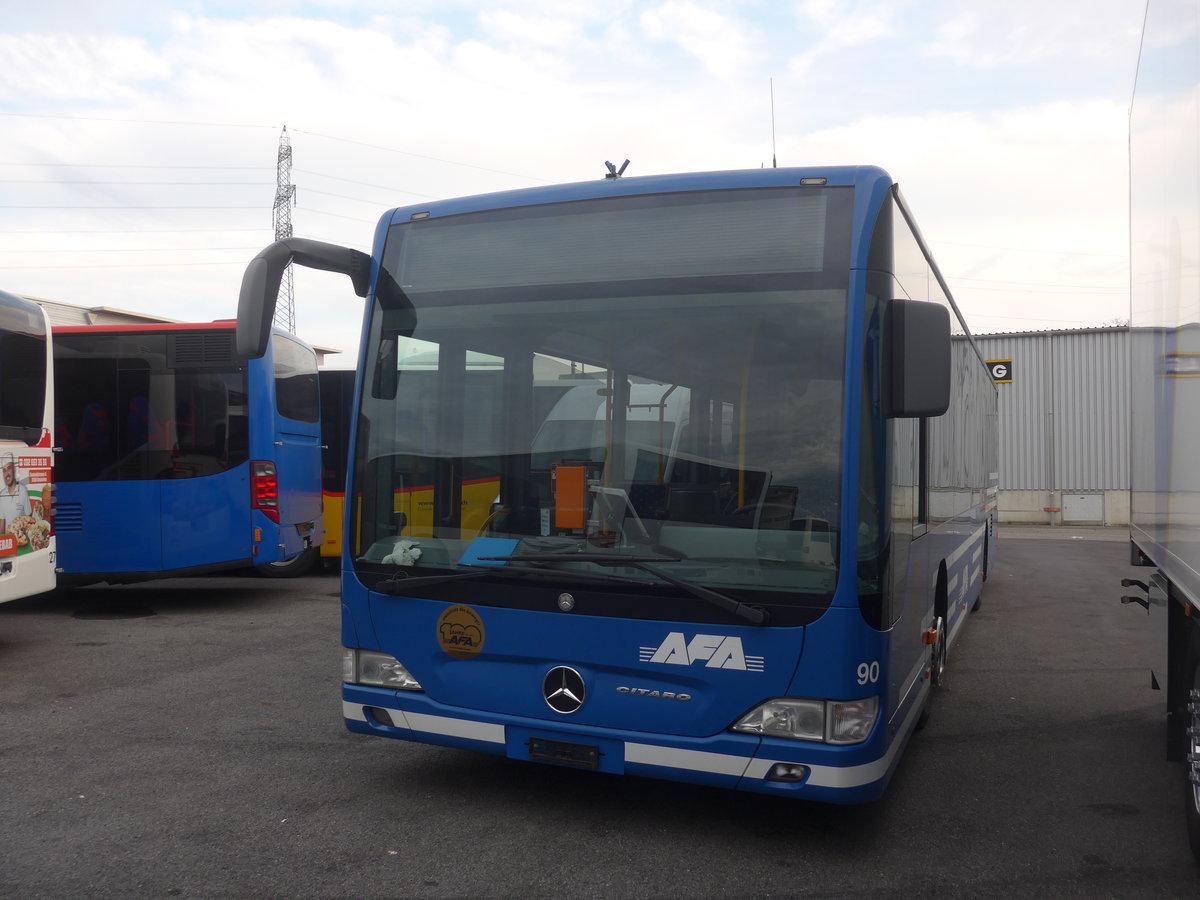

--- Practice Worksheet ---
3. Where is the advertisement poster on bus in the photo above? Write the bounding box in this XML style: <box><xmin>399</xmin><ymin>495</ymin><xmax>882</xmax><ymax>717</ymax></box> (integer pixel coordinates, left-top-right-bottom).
<box><xmin>0</xmin><ymin>451</ymin><xmax>54</xmax><ymax>560</ymax></box>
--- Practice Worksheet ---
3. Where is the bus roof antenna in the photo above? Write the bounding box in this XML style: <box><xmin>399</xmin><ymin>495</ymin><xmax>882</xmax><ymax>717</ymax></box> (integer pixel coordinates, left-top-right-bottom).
<box><xmin>605</xmin><ymin>159</ymin><xmax>630</xmax><ymax>179</ymax></box>
<box><xmin>770</xmin><ymin>78</ymin><xmax>777</xmax><ymax>168</ymax></box>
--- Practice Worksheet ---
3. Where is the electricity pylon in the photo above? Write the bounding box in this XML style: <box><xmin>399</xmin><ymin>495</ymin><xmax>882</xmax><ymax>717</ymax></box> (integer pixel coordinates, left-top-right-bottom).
<box><xmin>272</xmin><ymin>126</ymin><xmax>297</xmax><ymax>333</ymax></box>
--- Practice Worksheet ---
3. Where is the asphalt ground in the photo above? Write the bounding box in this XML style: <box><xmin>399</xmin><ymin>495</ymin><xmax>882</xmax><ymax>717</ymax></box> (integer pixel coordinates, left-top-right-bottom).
<box><xmin>1</xmin><ymin>528</ymin><xmax>1198</xmax><ymax>899</ymax></box>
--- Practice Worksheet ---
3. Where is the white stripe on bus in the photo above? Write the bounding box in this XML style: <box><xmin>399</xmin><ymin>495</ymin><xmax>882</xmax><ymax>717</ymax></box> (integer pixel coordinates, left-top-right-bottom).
<box><xmin>945</xmin><ymin>523</ymin><xmax>987</xmax><ymax>569</ymax></box>
<box><xmin>406</xmin><ymin>711</ymin><xmax>506</xmax><ymax>743</ymax></box>
<box><xmin>343</xmin><ymin>696</ymin><xmax>928</xmax><ymax>791</ymax></box>
<box><xmin>625</xmin><ymin>743</ymin><xmax>752</xmax><ymax>777</ymax></box>
<box><xmin>343</xmin><ymin>702</ymin><xmax>504</xmax><ymax>744</ymax></box>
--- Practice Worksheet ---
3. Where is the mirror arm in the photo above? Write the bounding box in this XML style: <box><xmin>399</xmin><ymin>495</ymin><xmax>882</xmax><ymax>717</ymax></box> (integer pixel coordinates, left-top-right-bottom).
<box><xmin>236</xmin><ymin>238</ymin><xmax>372</xmax><ymax>358</ymax></box>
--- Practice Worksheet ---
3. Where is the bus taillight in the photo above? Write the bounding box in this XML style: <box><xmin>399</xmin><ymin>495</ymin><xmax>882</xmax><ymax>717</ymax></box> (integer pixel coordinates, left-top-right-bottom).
<box><xmin>251</xmin><ymin>461</ymin><xmax>280</xmax><ymax>523</ymax></box>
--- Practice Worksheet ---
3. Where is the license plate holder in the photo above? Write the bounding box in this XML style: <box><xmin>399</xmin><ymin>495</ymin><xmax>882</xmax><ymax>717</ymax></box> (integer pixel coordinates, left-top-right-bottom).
<box><xmin>528</xmin><ymin>737</ymin><xmax>602</xmax><ymax>770</ymax></box>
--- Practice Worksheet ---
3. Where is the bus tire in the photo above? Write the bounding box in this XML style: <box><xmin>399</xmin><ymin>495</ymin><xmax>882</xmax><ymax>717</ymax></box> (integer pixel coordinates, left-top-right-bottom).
<box><xmin>255</xmin><ymin>547</ymin><xmax>319</xmax><ymax>578</ymax></box>
<box><xmin>918</xmin><ymin>569</ymin><xmax>951</xmax><ymax>731</ymax></box>
<box><xmin>916</xmin><ymin>629</ymin><xmax>942</xmax><ymax>732</ymax></box>
<box><xmin>1184</xmin><ymin>625</ymin><xmax>1200</xmax><ymax>861</ymax></box>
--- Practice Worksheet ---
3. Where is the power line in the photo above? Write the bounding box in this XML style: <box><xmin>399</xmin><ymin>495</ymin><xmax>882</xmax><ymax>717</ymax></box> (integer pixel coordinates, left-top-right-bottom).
<box><xmin>0</xmin><ymin>260</ymin><xmax>248</xmax><ymax>270</ymax></box>
<box><xmin>291</xmin><ymin>128</ymin><xmax>550</xmax><ymax>183</ymax></box>
<box><xmin>0</xmin><ymin>205</ymin><xmax>265</xmax><ymax>209</ymax></box>
<box><xmin>0</xmin><ymin>246</ymin><xmax>262</xmax><ymax>254</ymax></box>
<box><xmin>295</xmin><ymin>168</ymin><xmax>440</xmax><ymax>199</ymax></box>
<box><xmin>967</xmin><ymin>311</ymin><xmax>1119</xmax><ymax>324</ymax></box>
<box><xmin>951</xmin><ymin>273</ymin><xmax>1126</xmax><ymax>289</ymax></box>
<box><xmin>935</xmin><ymin>238</ymin><xmax>1123</xmax><ymax>258</ymax></box>
<box><xmin>0</xmin><ymin>111</ymin><xmax>277</xmax><ymax>130</ymax></box>
<box><xmin>953</xmin><ymin>282</ymin><xmax>1125</xmax><ymax>294</ymax></box>
<box><xmin>295</xmin><ymin>206</ymin><xmax>376</xmax><ymax>224</ymax></box>
<box><xmin>1</xmin><ymin>111</ymin><xmax>547</xmax><ymax>183</ymax></box>
<box><xmin>0</xmin><ymin>163</ymin><xmax>271</xmax><ymax>170</ymax></box>
<box><xmin>0</xmin><ymin>172</ymin><xmax>429</xmax><ymax>205</ymax></box>
<box><xmin>0</xmin><ymin>228</ymin><xmax>267</xmax><ymax>234</ymax></box>
<box><xmin>0</xmin><ymin>180</ymin><xmax>273</xmax><ymax>186</ymax></box>
<box><xmin>301</xmin><ymin>187</ymin><xmax>389</xmax><ymax>207</ymax></box>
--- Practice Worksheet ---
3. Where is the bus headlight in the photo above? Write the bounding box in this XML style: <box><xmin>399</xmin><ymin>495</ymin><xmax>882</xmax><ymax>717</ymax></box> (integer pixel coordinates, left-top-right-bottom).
<box><xmin>732</xmin><ymin>696</ymin><xmax>878</xmax><ymax>744</ymax></box>
<box><xmin>343</xmin><ymin>648</ymin><xmax>423</xmax><ymax>691</ymax></box>
<box><xmin>733</xmin><ymin>698</ymin><xmax>825</xmax><ymax>742</ymax></box>
<box><xmin>827</xmin><ymin>696</ymin><xmax>879</xmax><ymax>744</ymax></box>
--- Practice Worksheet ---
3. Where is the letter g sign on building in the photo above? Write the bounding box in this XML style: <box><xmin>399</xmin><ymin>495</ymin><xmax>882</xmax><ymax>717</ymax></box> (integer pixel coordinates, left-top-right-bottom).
<box><xmin>987</xmin><ymin>359</ymin><xmax>1012</xmax><ymax>383</ymax></box>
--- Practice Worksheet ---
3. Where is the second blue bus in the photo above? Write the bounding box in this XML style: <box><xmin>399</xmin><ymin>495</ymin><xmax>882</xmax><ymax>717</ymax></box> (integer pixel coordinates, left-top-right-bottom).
<box><xmin>52</xmin><ymin>320</ymin><xmax>322</xmax><ymax>584</ymax></box>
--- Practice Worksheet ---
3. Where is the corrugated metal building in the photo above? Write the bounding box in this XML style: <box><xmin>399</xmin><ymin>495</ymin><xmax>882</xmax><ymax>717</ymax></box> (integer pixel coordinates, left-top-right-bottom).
<box><xmin>972</xmin><ymin>326</ymin><xmax>1129</xmax><ymax>525</ymax></box>
<box><xmin>23</xmin><ymin>294</ymin><xmax>183</xmax><ymax>328</ymax></box>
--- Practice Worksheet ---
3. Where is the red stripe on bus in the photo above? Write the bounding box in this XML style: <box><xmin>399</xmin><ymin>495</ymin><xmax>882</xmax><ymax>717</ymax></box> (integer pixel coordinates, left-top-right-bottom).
<box><xmin>53</xmin><ymin>321</ymin><xmax>236</xmax><ymax>334</ymax></box>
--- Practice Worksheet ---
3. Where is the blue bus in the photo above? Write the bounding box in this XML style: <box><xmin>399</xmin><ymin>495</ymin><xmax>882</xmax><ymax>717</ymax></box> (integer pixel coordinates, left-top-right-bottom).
<box><xmin>236</xmin><ymin>166</ymin><xmax>997</xmax><ymax>802</ymax></box>
<box><xmin>52</xmin><ymin>321</ymin><xmax>322</xmax><ymax>585</ymax></box>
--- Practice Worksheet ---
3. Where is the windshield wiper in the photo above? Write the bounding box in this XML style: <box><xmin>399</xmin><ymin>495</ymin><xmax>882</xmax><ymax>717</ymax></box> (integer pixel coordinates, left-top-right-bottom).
<box><xmin>372</xmin><ymin>561</ymin><xmax>652</xmax><ymax>595</ymax></box>
<box><xmin>374</xmin><ymin>569</ymin><xmax>493</xmax><ymax>593</ymax></box>
<box><xmin>479</xmin><ymin>552</ymin><xmax>770</xmax><ymax>626</ymax></box>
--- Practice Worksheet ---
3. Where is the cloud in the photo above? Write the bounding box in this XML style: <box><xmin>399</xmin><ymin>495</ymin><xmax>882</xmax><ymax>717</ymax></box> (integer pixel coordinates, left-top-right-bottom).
<box><xmin>638</xmin><ymin>2</ymin><xmax>758</xmax><ymax>78</ymax></box>
<box><xmin>924</xmin><ymin>0</ymin><xmax>1144</xmax><ymax>70</ymax></box>
<box><xmin>789</xmin><ymin>0</ymin><xmax>895</xmax><ymax>78</ymax></box>
<box><xmin>0</xmin><ymin>34</ymin><xmax>169</xmax><ymax>104</ymax></box>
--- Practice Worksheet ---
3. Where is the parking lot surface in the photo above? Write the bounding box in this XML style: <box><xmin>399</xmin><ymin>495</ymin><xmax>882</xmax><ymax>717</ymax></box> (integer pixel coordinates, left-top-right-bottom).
<box><xmin>2</xmin><ymin>529</ymin><xmax>1198</xmax><ymax>898</ymax></box>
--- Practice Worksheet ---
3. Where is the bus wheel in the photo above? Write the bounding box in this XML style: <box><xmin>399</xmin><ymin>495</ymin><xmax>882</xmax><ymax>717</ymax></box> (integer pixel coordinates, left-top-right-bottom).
<box><xmin>917</xmin><ymin>616</ymin><xmax>947</xmax><ymax>731</ymax></box>
<box><xmin>1185</xmin><ymin>627</ymin><xmax>1200</xmax><ymax>861</ymax></box>
<box><xmin>255</xmin><ymin>547</ymin><xmax>319</xmax><ymax>578</ymax></box>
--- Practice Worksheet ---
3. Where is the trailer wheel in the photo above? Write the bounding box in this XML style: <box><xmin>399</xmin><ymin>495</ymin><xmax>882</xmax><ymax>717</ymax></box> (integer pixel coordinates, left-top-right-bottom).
<box><xmin>1185</xmin><ymin>627</ymin><xmax>1200</xmax><ymax>861</ymax></box>
<box><xmin>254</xmin><ymin>547</ymin><xmax>319</xmax><ymax>578</ymax></box>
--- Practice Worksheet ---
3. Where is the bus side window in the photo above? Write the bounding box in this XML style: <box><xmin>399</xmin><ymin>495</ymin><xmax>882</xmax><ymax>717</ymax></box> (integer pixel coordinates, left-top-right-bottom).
<box><xmin>217</xmin><ymin>415</ymin><xmax>249</xmax><ymax>466</ymax></box>
<box><xmin>175</xmin><ymin>400</ymin><xmax>194</xmax><ymax>450</ymax></box>
<box><xmin>77</xmin><ymin>402</ymin><xmax>111</xmax><ymax>454</ymax></box>
<box><xmin>126</xmin><ymin>396</ymin><xmax>149</xmax><ymax>451</ymax></box>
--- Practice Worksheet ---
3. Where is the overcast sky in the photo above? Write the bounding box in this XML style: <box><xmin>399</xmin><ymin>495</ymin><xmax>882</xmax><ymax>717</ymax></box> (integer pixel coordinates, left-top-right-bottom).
<box><xmin>0</xmin><ymin>0</ymin><xmax>1148</xmax><ymax>363</ymax></box>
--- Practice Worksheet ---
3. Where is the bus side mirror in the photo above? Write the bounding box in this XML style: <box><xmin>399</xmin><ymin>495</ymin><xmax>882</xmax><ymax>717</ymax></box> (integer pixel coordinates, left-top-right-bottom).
<box><xmin>236</xmin><ymin>238</ymin><xmax>373</xmax><ymax>358</ymax></box>
<box><xmin>884</xmin><ymin>299</ymin><xmax>951</xmax><ymax>419</ymax></box>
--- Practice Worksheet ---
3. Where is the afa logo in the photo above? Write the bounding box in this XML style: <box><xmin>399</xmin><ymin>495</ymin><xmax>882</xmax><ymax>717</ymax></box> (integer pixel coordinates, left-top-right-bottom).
<box><xmin>640</xmin><ymin>632</ymin><xmax>765</xmax><ymax>672</ymax></box>
<box><xmin>437</xmin><ymin>605</ymin><xmax>485</xmax><ymax>659</ymax></box>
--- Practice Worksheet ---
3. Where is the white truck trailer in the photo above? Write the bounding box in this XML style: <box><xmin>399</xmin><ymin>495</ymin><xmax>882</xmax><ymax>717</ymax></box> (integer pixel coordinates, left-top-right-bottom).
<box><xmin>1124</xmin><ymin>0</ymin><xmax>1200</xmax><ymax>861</ymax></box>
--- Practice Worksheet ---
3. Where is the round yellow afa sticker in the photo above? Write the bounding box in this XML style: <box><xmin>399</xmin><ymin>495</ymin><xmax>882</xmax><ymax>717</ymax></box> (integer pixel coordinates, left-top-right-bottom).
<box><xmin>437</xmin><ymin>605</ymin><xmax>485</xmax><ymax>659</ymax></box>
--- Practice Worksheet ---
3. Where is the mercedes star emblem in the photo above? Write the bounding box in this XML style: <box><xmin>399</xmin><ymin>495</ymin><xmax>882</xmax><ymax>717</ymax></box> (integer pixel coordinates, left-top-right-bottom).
<box><xmin>542</xmin><ymin>666</ymin><xmax>587</xmax><ymax>714</ymax></box>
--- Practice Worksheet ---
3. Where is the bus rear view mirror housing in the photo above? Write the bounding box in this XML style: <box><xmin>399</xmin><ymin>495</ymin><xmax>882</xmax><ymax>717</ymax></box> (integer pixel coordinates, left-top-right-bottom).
<box><xmin>237</xmin><ymin>238</ymin><xmax>372</xmax><ymax>358</ymax></box>
<box><xmin>885</xmin><ymin>299</ymin><xmax>950</xmax><ymax>419</ymax></box>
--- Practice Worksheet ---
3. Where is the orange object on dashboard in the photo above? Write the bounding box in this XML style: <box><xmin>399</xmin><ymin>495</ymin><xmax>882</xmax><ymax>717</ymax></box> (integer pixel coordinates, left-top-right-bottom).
<box><xmin>554</xmin><ymin>466</ymin><xmax>587</xmax><ymax>530</ymax></box>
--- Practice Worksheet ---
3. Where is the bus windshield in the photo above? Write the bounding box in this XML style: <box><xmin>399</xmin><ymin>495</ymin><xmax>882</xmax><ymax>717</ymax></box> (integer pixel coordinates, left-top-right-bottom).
<box><xmin>353</xmin><ymin>186</ymin><xmax>853</xmax><ymax>618</ymax></box>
